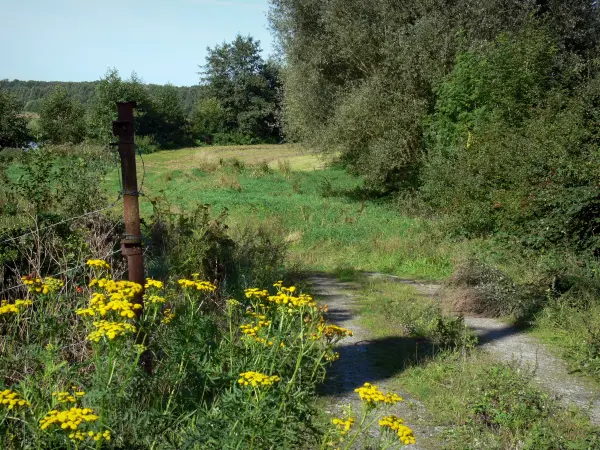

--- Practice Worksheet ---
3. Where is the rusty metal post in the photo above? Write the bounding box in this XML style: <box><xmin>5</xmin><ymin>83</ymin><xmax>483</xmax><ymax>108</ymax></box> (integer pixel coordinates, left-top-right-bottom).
<box><xmin>112</xmin><ymin>101</ymin><xmax>144</xmax><ymax>309</ymax></box>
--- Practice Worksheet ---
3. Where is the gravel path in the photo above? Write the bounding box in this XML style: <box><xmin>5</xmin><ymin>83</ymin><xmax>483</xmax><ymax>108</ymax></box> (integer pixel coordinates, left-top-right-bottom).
<box><xmin>310</xmin><ymin>271</ymin><xmax>600</xmax><ymax>450</ymax></box>
<box><xmin>363</xmin><ymin>272</ymin><xmax>600</xmax><ymax>425</ymax></box>
<box><xmin>309</xmin><ymin>275</ymin><xmax>445</xmax><ymax>449</ymax></box>
<box><xmin>464</xmin><ymin>316</ymin><xmax>600</xmax><ymax>424</ymax></box>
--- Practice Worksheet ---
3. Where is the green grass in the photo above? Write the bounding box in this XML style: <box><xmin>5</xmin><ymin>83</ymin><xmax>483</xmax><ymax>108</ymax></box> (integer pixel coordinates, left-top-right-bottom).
<box><xmin>105</xmin><ymin>145</ymin><xmax>453</xmax><ymax>280</ymax></box>
<box><xmin>352</xmin><ymin>277</ymin><xmax>600</xmax><ymax>449</ymax></box>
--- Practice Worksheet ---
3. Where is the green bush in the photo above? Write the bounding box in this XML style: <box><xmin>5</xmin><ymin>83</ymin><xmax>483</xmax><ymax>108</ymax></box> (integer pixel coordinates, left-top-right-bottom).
<box><xmin>0</xmin><ymin>92</ymin><xmax>30</xmax><ymax>149</ymax></box>
<box><xmin>422</xmin><ymin>23</ymin><xmax>600</xmax><ymax>255</ymax></box>
<box><xmin>39</xmin><ymin>87</ymin><xmax>87</xmax><ymax>144</ymax></box>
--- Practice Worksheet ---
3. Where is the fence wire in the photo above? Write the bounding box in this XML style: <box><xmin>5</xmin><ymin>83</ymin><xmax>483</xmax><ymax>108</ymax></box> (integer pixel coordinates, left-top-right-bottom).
<box><xmin>0</xmin><ymin>248</ymin><xmax>122</xmax><ymax>298</ymax></box>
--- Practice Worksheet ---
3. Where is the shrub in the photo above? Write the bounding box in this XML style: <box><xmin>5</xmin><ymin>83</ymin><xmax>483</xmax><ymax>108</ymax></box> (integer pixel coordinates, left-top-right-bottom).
<box><xmin>0</xmin><ymin>92</ymin><xmax>30</xmax><ymax>149</ymax></box>
<box><xmin>39</xmin><ymin>87</ymin><xmax>87</xmax><ymax>144</ymax></box>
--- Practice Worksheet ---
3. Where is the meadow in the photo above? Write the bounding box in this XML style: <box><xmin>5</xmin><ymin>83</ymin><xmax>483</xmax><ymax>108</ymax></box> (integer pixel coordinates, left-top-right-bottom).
<box><xmin>105</xmin><ymin>144</ymin><xmax>453</xmax><ymax>281</ymax></box>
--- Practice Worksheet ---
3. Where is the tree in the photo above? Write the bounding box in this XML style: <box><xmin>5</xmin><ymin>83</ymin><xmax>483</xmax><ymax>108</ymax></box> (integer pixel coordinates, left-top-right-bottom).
<box><xmin>88</xmin><ymin>69</ymin><xmax>153</xmax><ymax>144</ymax></box>
<box><xmin>0</xmin><ymin>92</ymin><xmax>29</xmax><ymax>148</ymax></box>
<box><xmin>191</xmin><ymin>97</ymin><xmax>226</xmax><ymax>140</ymax></box>
<box><xmin>201</xmin><ymin>35</ymin><xmax>281</xmax><ymax>141</ymax></box>
<box><xmin>39</xmin><ymin>87</ymin><xmax>86</xmax><ymax>144</ymax></box>
<box><xmin>146</xmin><ymin>84</ymin><xmax>189</xmax><ymax>148</ymax></box>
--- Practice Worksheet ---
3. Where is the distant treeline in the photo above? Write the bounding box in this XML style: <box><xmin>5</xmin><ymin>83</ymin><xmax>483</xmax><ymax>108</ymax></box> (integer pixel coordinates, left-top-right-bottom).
<box><xmin>0</xmin><ymin>79</ymin><xmax>205</xmax><ymax>115</ymax></box>
<box><xmin>0</xmin><ymin>35</ymin><xmax>282</xmax><ymax>150</ymax></box>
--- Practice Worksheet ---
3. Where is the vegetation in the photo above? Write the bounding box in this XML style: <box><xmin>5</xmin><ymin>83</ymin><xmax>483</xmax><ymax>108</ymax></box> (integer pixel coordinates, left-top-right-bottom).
<box><xmin>269</xmin><ymin>0</ymin><xmax>600</xmax><ymax>389</ymax></box>
<box><xmin>199</xmin><ymin>35</ymin><xmax>282</xmax><ymax>144</ymax></box>
<box><xmin>0</xmin><ymin>35</ymin><xmax>282</xmax><ymax>151</ymax></box>
<box><xmin>39</xmin><ymin>87</ymin><xmax>87</xmax><ymax>144</ymax></box>
<box><xmin>0</xmin><ymin>91</ymin><xmax>30</xmax><ymax>149</ymax></box>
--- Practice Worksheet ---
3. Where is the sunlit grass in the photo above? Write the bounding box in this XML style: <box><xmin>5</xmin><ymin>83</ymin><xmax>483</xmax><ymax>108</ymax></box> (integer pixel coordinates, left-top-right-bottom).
<box><xmin>104</xmin><ymin>145</ymin><xmax>452</xmax><ymax>280</ymax></box>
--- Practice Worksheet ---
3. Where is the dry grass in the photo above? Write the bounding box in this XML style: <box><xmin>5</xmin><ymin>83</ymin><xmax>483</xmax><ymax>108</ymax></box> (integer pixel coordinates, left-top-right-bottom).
<box><xmin>142</xmin><ymin>144</ymin><xmax>327</xmax><ymax>173</ymax></box>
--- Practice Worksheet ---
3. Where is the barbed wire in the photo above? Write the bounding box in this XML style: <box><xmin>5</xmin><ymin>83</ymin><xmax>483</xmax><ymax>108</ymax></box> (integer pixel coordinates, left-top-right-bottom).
<box><xmin>0</xmin><ymin>196</ymin><xmax>123</xmax><ymax>246</ymax></box>
<box><xmin>0</xmin><ymin>248</ymin><xmax>122</xmax><ymax>298</ymax></box>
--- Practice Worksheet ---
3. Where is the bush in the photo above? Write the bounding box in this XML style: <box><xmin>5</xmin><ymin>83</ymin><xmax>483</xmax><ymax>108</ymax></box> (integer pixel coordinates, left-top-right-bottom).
<box><xmin>39</xmin><ymin>87</ymin><xmax>87</xmax><ymax>144</ymax></box>
<box><xmin>0</xmin><ymin>92</ymin><xmax>30</xmax><ymax>149</ymax></box>
<box><xmin>422</xmin><ymin>22</ymin><xmax>600</xmax><ymax>255</ymax></box>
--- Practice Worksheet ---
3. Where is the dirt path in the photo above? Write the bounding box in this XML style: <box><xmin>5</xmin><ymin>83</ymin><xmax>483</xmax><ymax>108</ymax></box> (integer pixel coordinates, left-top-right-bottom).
<box><xmin>360</xmin><ymin>273</ymin><xmax>600</xmax><ymax>425</ymax></box>
<box><xmin>309</xmin><ymin>275</ymin><xmax>445</xmax><ymax>449</ymax></box>
<box><xmin>464</xmin><ymin>316</ymin><xmax>600</xmax><ymax>424</ymax></box>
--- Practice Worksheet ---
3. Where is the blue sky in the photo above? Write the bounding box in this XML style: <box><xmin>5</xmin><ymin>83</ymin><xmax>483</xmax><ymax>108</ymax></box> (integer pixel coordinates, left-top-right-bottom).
<box><xmin>0</xmin><ymin>0</ymin><xmax>274</xmax><ymax>86</ymax></box>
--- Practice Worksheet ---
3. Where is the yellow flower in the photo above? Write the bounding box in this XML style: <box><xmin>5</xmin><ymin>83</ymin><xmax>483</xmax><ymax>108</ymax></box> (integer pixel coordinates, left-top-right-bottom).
<box><xmin>146</xmin><ymin>295</ymin><xmax>166</xmax><ymax>304</ymax></box>
<box><xmin>162</xmin><ymin>308</ymin><xmax>175</xmax><ymax>324</ymax></box>
<box><xmin>319</xmin><ymin>324</ymin><xmax>353</xmax><ymax>341</ymax></box>
<box><xmin>0</xmin><ymin>389</ymin><xmax>30</xmax><ymax>410</ymax></box>
<box><xmin>39</xmin><ymin>407</ymin><xmax>99</xmax><ymax>431</ymax></box>
<box><xmin>144</xmin><ymin>278</ymin><xmax>164</xmax><ymax>289</ymax></box>
<box><xmin>354</xmin><ymin>383</ymin><xmax>402</xmax><ymax>406</ymax></box>
<box><xmin>379</xmin><ymin>415</ymin><xmax>416</xmax><ymax>445</ymax></box>
<box><xmin>86</xmin><ymin>321</ymin><xmax>136</xmax><ymax>342</ymax></box>
<box><xmin>0</xmin><ymin>299</ymin><xmax>33</xmax><ymax>316</ymax></box>
<box><xmin>244</xmin><ymin>288</ymin><xmax>269</xmax><ymax>299</ymax></box>
<box><xmin>86</xmin><ymin>259</ymin><xmax>111</xmax><ymax>271</ymax></box>
<box><xmin>21</xmin><ymin>276</ymin><xmax>63</xmax><ymax>295</ymax></box>
<box><xmin>237</xmin><ymin>371</ymin><xmax>280</xmax><ymax>388</ymax></box>
<box><xmin>178</xmin><ymin>278</ymin><xmax>216</xmax><ymax>292</ymax></box>
<box><xmin>332</xmin><ymin>417</ymin><xmax>355</xmax><ymax>435</ymax></box>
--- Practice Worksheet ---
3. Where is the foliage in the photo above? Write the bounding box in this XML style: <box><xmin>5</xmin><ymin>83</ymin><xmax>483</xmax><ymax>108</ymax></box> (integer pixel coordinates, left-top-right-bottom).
<box><xmin>191</xmin><ymin>97</ymin><xmax>226</xmax><ymax>142</ymax></box>
<box><xmin>0</xmin><ymin>259</ymin><xmax>360</xmax><ymax>449</ymax></box>
<box><xmin>0</xmin><ymin>91</ymin><xmax>30</xmax><ymax>149</ymax></box>
<box><xmin>422</xmin><ymin>24</ymin><xmax>600</xmax><ymax>253</ymax></box>
<box><xmin>201</xmin><ymin>35</ymin><xmax>282</xmax><ymax>142</ymax></box>
<box><xmin>39</xmin><ymin>87</ymin><xmax>87</xmax><ymax>144</ymax></box>
<box><xmin>87</xmin><ymin>69</ymin><xmax>154</xmax><ymax>145</ymax></box>
<box><xmin>145</xmin><ymin>84</ymin><xmax>190</xmax><ymax>148</ymax></box>
<box><xmin>0</xmin><ymin>79</ymin><xmax>205</xmax><ymax>116</ymax></box>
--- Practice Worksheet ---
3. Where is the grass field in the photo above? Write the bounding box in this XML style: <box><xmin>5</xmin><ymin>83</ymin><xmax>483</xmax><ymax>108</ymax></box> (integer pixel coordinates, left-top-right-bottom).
<box><xmin>105</xmin><ymin>144</ymin><xmax>453</xmax><ymax>280</ymax></box>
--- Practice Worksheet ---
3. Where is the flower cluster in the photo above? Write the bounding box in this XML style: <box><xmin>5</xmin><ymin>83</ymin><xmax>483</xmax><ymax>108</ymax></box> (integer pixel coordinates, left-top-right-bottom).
<box><xmin>238</xmin><ymin>371</ymin><xmax>280</xmax><ymax>388</ymax></box>
<box><xmin>319</xmin><ymin>324</ymin><xmax>353</xmax><ymax>340</ymax></box>
<box><xmin>0</xmin><ymin>389</ymin><xmax>30</xmax><ymax>409</ymax></box>
<box><xmin>145</xmin><ymin>295</ymin><xmax>166</xmax><ymax>304</ymax></box>
<box><xmin>53</xmin><ymin>390</ymin><xmax>85</xmax><ymax>404</ymax></box>
<box><xmin>379</xmin><ymin>415</ymin><xmax>416</xmax><ymax>445</ymax></box>
<box><xmin>89</xmin><ymin>278</ymin><xmax>142</xmax><ymax>298</ymax></box>
<box><xmin>39</xmin><ymin>407</ymin><xmax>98</xmax><ymax>431</ymax></box>
<box><xmin>240</xmin><ymin>317</ymin><xmax>279</xmax><ymax>346</ymax></box>
<box><xmin>266</xmin><ymin>292</ymin><xmax>317</xmax><ymax>309</ymax></box>
<box><xmin>332</xmin><ymin>417</ymin><xmax>355</xmax><ymax>435</ymax></box>
<box><xmin>77</xmin><ymin>292</ymin><xmax>142</xmax><ymax>319</ymax></box>
<box><xmin>244</xmin><ymin>288</ymin><xmax>269</xmax><ymax>299</ymax></box>
<box><xmin>354</xmin><ymin>383</ymin><xmax>402</xmax><ymax>406</ymax></box>
<box><xmin>162</xmin><ymin>308</ymin><xmax>175</xmax><ymax>324</ymax></box>
<box><xmin>22</xmin><ymin>276</ymin><xmax>64</xmax><ymax>294</ymax></box>
<box><xmin>87</xmin><ymin>321</ymin><xmax>136</xmax><ymax>342</ymax></box>
<box><xmin>144</xmin><ymin>278</ymin><xmax>164</xmax><ymax>289</ymax></box>
<box><xmin>69</xmin><ymin>430</ymin><xmax>111</xmax><ymax>442</ymax></box>
<box><xmin>0</xmin><ymin>299</ymin><xmax>32</xmax><ymax>316</ymax></box>
<box><xmin>178</xmin><ymin>279</ymin><xmax>216</xmax><ymax>292</ymax></box>
<box><xmin>86</xmin><ymin>259</ymin><xmax>110</xmax><ymax>271</ymax></box>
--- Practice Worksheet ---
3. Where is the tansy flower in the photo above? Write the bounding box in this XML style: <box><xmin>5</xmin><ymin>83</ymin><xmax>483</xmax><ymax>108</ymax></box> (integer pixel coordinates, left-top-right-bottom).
<box><xmin>39</xmin><ymin>407</ymin><xmax>98</xmax><ymax>431</ymax></box>
<box><xmin>178</xmin><ymin>278</ymin><xmax>216</xmax><ymax>292</ymax></box>
<box><xmin>237</xmin><ymin>371</ymin><xmax>280</xmax><ymax>388</ymax></box>
<box><xmin>0</xmin><ymin>389</ymin><xmax>30</xmax><ymax>409</ymax></box>
<box><xmin>144</xmin><ymin>278</ymin><xmax>163</xmax><ymax>289</ymax></box>
<box><xmin>0</xmin><ymin>299</ymin><xmax>32</xmax><ymax>316</ymax></box>
<box><xmin>86</xmin><ymin>260</ymin><xmax>111</xmax><ymax>271</ymax></box>
<box><xmin>332</xmin><ymin>417</ymin><xmax>355</xmax><ymax>435</ymax></box>
<box><xmin>379</xmin><ymin>415</ymin><xmax>416</xmax><ymax>445</ymax></box>
<box><xmin>354</xmin><ymin>383</ymin><xmax>402</xmax><ymax>406</ymax></box>
<box><xmin>86</xmin><ymin>321</ymin><xmax>136</xmax><ymax>342</ymax></box>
